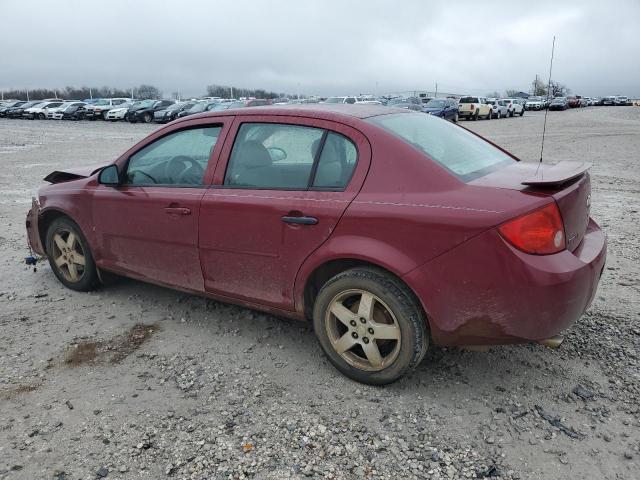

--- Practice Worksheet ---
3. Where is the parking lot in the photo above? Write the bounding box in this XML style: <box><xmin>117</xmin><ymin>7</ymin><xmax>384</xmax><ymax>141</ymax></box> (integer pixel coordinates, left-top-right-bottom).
<box><xmin>0</xmin><ymin>107</ymin><xmax>638</xmax><ymax>479</ymax></box>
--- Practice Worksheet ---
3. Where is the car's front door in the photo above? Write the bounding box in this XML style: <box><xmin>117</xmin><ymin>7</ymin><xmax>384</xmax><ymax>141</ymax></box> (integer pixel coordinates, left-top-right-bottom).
<box><xmin>91</xmin><ymin>121</ymin><xmax>228</xmax><ymax>291</ymax></box>
<box><xmin>198</xmin><ymin>116</ymin><xmax>371</xmax><ymax>310</ymax></box>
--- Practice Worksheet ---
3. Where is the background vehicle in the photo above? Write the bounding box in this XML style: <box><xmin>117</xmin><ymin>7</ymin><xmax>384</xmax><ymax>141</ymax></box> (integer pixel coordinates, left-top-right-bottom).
<box><xmin>615</xmin><ymin>96</ymin><xmax>629</xmax><ymax>105</ymax></box>
<box><xmin>25</xmin><ymin>105</ymin><xmax>606</xmax><ymax>385</ymax></box>
<box><xmin>224</xmin><ymin>99</ymin><xmax>272</xmax><ymax>109</ymax></box>
<box><xmin>175</xmin><ymin>101</ymin><xmax>219</xmax><ymax>119</ymax></box>
<box><xmin>126</xmin><ymin>100</ymin><xmax>175</xmax><ymax>123</ymax></box>
<box><xmin>323</xmin><ymin>96</ymin><xmax>357</xmax><ymax>104</ymax></box>
<box><xmin>47</xmin><ymin>102</ymin><xmax>85</xmax><ymax>119</ymax></box>
<box><xmin>0</xmin><ymin>100</ymin><xmax>27</xmax><ymax>117</ymax></box>
<box><xmin>4</xmin><ymin>101</ymin><xmax>37</xmax><ymax>118</ymax></box>
<box><xmin>0</xmin><ymin>100</ymin><xmax>28</xmax><ymax>118</ymax></box>
<box><xmin>525</xmin><ymin>96</ymin><xmax>544</xmax><ymax>110</ymax></box>
<box><xmin>153</xmin><ymin>102</ymin><xmax>197</xmax><ymax>123</ymax></box>
<box><xmin>422</xmin><ymin>98</ymin><xmax>458</xmax><ymax>122</ymax></box>
<box><xmin>23</xmin><ymin>101</ymin><xmax>64</xmax><ymax>119</ymax></box>
<box><xmin>50</xmin><ymin>102</ymin><xmax>87</xmax><ymax>120</ymax></box>
<box><xmin>458</xmin><ymin>96</ymin><xmax>492</xmax><ymax>120</ymax></box>
<box><xmin>603</xmin><ymin>96</ymin><xmax>616</xmax><ymax>106</ymax></box>
<box><xmin>549</xmin><ymin>97</ymin><xmax>568</xmax><ymax>110</ymax></box>
<box><xmin>386</xmin><ymin>97</ymin><xmax>423</xmax><ymax>111</ymax></box>
<box><xmin>501</xmin><ymin>98</ymin><xmax>524</xmax><ymax>117</ymax></box>
<box><xmin>566</xmin><ymin>96</ymin><xmax>580</xmax><ymax>108</ymax></box>
<box><xmin>85</xmin><ymin>98</ymin><xmax>132</xmax><ymax>120</ymax></box>
<box><xmin>487</xmin><ymin>99</ymin><xmax>509</xmax><ymax>118</ymax></box>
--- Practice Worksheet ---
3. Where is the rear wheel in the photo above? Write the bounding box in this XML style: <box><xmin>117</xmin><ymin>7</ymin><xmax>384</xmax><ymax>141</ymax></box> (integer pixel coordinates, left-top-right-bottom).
<box><xmin>452</xmin><ymin>112</ymin><xmax>458</xmax><ymax>123</ymax></box>
<box><xmin>473</xmin><ymin>110</ymin><xmax>479</xmax><ymax>121</ymax></box>
<box><xmin>45</xmin><ymin>217</ymin><xmax>99</xmax><ymax>292</ymax></box>
<box><xmin>497</xmin><ymin>110</ymin><xmax>502</xmax><ymax>119</ymax></box>
<box><xmin>143</xmin><ymin>112</ymin><xmax>153</xmax><ymax>123</ymax></box>
<box><xmin>313</xmin><ymin>267</ymin><xmax>428</xmax><ymax>385</ymax></box>
<box><xmin>519</xmin><ymin>108</ymin><xmax>524</xmax><ymax>116</ymax></box>
<box><xmin>38</xmin><ymin>113</ymin><xmax>45</xmax><ymax>120</ymax></box>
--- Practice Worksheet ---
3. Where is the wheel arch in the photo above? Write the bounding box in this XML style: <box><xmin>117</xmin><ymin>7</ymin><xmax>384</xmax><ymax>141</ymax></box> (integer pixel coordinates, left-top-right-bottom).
<box><xmin>298</xmin><ymin>256</ymin><xmax>430</xmax><ymax>333</ymax></box>
<box><xmin>38</xmin><ymin>208</ymin><xmax>82</xmax><ymax>251</ymax></box>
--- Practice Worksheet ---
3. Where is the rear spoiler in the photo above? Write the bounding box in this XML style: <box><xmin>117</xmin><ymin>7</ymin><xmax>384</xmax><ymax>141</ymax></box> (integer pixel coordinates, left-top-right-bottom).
<box><xmin>521</xmin><ymin>161</ymin><xmax>591</xmax><ymax>187</ymax></box>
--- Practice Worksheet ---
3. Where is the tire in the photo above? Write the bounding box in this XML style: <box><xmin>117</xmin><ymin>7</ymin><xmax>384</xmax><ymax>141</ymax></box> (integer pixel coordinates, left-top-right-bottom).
<box><xmin>312</xmin><ymin>267</ymin><xmax>428</xmax><ymax>385</ymax></box>
<box><xmin>519</xmin><ymin>108</ymin><xmax>524</xmax><ymax>116</ymax></box>
<box><xmin>143</xmin><ymin>112</ymin><xmax>153</xmax><ymax>123</ymax></box>
<box><xmin>509</xmin><ymin>109</ymin><xmax>514</xmax><ymax>117</ymax></box>
<box><xmin>45</xmin><ymin>217</ymin><xmax>100</xmax><ymax>292</ymax></box>
<box><xmin>485</xmin><ymin>110</ymin><xmax>492</xmax><ymax>120</ymax></box>
<box><xmin>497</xmin><ymin>111</ymin><xmax>502</xmax><ymax>119</ymax></box>
<box><xmin>452</xmin><ymin>112</ymin><xmax>458</xmax><ymax>123</ymax></box>
<box><xmin>38</xmin><ymin>113</ymin><xmax>46</xmax><ymax>120</ymax></box>
<box><xmin>473</xmin><ymin>110</ymin><xmax>479</xmax><ymax>121</ymax></box>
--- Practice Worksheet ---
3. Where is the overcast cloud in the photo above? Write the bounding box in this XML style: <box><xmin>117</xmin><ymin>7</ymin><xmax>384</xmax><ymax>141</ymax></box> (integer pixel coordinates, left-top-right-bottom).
<box><xmin>1</xmin><ymin>0</ymin><xmax>639</xmax><ymax>97</ymax></box>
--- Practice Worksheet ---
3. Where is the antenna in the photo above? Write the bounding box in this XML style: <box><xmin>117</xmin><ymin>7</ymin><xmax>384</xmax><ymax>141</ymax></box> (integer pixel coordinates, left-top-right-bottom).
<box><xmin>539</xmin><ymin>36</ymin><xmax>556</xmax><ymax>164</ymax></box>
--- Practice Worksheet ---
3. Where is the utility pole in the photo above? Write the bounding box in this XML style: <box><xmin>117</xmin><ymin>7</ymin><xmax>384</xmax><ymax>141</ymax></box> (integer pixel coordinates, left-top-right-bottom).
<box><xmin>26</xmin><ymin>89</ymin><xmax>29</xmax><ymax>101</ymax></box>
<box><xmin>434</xmin><ymin>83</ymin><xmax>438</xmax><ymax>99</ymax></box>
<box><xmin>230</xmin><ymin>86</ymin><xmax>233</xmax><ymax>99</ymax></box>
<box><xmin>89</xmin><ymin>88</ymin><xmax>93</xmax><ymax>99</ymax></box>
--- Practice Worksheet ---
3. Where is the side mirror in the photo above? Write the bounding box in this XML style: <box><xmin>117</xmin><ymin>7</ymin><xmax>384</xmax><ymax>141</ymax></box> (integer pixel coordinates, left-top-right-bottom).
<box><xmin>98</xmin><ymin>165</ymin><xmax>120</xmax><ymax>186</ymax></box>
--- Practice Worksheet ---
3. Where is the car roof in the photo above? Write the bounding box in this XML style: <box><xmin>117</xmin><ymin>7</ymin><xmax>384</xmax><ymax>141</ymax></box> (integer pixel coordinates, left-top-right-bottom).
<box><xmin>181</xmin><ymin>104</ymin><xmax>409</xmax><ymax>123</ymax></box>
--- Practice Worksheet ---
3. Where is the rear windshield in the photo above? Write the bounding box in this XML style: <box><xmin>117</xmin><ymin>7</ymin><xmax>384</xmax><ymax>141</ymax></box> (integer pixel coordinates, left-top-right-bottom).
<box><xmin>459</xmin><ymin>97</ymin><xmax>479</xmax><ymax>103</ymax></box>
<box><xmin>367</xmin><ymin>113</ymin><xmax>513</xmax><ymax>181</ymax></box>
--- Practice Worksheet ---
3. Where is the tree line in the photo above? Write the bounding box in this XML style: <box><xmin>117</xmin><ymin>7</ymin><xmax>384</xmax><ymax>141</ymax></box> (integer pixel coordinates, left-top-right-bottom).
<box><xmin>205</xmin><ymin>84</ymin><xmax>293</xmax><ymax>99</ymax></box>
<box><xmin>1</xmin><ymin>84</ymin><xmax>163</xmax><ymax>101</ymax></box>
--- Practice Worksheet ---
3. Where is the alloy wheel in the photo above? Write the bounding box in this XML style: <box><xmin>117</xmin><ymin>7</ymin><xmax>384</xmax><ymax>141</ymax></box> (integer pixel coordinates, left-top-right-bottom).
<box><xmin>51</xmin><ymin>229</ymin><xmax>86</xmax><ymax>283</ymax></box>
<box><xmin>325</xmin><ymin>289</ymin><xmax>401</xmax><ymax>372</ymax></box>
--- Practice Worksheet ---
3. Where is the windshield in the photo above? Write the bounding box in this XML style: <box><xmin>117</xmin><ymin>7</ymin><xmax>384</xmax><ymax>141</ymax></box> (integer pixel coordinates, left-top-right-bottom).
<box><xmin>324</xmin><ymin>97</ymin><xmax>345</xmax><ymax>104</ymax></box>
<box><xmin>425</xmin><ymin>99</ymin><xmax>446</xmax><ymax>108</ymax></box>
<box><xmin>94</xmin><ymin>99</ymin><xmax>110</xmax><ymax>106</ymax></box>
<box><xmin>367</xmin><ymin>113</ymin><xmax>513</xmax><ymax>181</ymax></box>
<box><xmin>388</xmin><ymin>98</ymin><xmax>409</xmax><ymax>106</ymax></box>
<box><xmin>187</xmin><ymin>102</ymin><xmax>207</xmax><ymax>113</ymax></box>
<box><xmin>134</xmin><ymin>100</ymin><xmax>155</xmax><ymax>109</ymax></box>
<box><xmin>210</xmin><ymin>103</ymin><xmax>231</xmax><ymax>111</ymax></box>
<box><xmin>226</xmin><ymin>101</ymin><xmax>246</xmax><ymax>109</ymax></box>
<box><xmin>459</xmin><ymin>97</ymin><xmax>479</xmax><ymax>103</ymax></box>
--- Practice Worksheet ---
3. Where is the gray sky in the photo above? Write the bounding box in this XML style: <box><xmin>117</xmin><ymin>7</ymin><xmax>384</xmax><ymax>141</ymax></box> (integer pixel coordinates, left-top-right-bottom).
<box><xmin>1</xmin><ymin>0</ymin><xmax>639</xmax><ymax>97</ymax></box>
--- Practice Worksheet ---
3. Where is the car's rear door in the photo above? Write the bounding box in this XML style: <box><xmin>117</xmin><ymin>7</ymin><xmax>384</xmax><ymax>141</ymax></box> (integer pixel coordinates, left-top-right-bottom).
<box><xmin>91</xmin><ymin>118</ymin><xmax>231</xmax><ymax>291</ymax></box>
<box><xmin>199</xmin><ymin>115</ymin><xmax>371</xmax><ymax>310</ymax></box>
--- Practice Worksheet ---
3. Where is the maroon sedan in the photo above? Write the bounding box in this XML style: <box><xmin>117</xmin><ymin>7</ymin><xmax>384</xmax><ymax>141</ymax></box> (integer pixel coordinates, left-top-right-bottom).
<box><xmin>25</xmin><ymin>105</ymin><xmax>606</xmax><ymax>384</ymax></box>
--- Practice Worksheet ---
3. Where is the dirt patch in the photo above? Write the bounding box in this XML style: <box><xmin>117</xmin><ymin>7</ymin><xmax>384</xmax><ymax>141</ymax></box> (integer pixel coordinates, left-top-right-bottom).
<box><xmin>0</xmin><ymin>383</ymin><xmax>41</xmax><ymax>400</ymax></box>
<box><xmin>64</xmin><ymin>341</ymin><xmax>99</xmax><ymax>366</ymax></box>
<box><xmin>60</xmin><ymin>323</ymin><xmax>159</xmax><ymax>368</ymax></box>
<box><xmin>109</xmin><ymin>323</ymin><xmax>158</xmax><ymax>364</ymax></box>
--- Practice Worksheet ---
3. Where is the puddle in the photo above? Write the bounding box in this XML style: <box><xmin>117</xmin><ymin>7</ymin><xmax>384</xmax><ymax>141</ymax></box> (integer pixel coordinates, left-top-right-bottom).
<box><xmin>62</xmin><ymin>323</ymin><xmax>159</xmax><ymax>367</ymax></box>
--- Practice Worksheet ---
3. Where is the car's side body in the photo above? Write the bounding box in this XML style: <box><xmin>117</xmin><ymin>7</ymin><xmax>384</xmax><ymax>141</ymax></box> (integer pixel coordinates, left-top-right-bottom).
<box><xmin>422</xmin><ymin>98</ymin><xmax>459</xmax><ymax>121</ymax></box>
<box><xmin>26</xmin><ymin>105</ymin><xmax>606</xmax><ymax>349</ymax></box>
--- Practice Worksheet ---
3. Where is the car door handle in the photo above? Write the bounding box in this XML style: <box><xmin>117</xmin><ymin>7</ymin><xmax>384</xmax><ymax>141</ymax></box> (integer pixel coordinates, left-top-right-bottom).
<box><xmin>281</xmin><ymin>215</ymin><xmax>318</xmax><ymax>225</ymax></box>
<box><xmin>165</xmin><ymin>207</ymin><xmax>191</xmax><ymax>215</ymax></box>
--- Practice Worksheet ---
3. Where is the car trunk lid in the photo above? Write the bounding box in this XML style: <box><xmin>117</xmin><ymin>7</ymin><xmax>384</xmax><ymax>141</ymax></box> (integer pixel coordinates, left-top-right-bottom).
<box><xmin>470</xmin><ymin>161</ymin><xmax>592</xmax><ymax>252</ymax></box>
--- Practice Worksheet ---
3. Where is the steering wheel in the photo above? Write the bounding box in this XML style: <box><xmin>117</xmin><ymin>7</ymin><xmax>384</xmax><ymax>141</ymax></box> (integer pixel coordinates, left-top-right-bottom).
<box><xmin>165</xmin><ymin>155</ymin><xmax>204</xmax><ymax>184</ymax></box>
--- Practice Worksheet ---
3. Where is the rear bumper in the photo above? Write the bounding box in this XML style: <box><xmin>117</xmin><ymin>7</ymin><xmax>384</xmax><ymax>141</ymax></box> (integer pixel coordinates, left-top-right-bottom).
<box><xmin>404</xmin><ymin>218</ymin><xmax>606</xmax><ymax>346</ymax></box>
<box><xmin>26</xmin><ymin>198</ymin><xmax>45</xmax><ymax>256</ymax></box>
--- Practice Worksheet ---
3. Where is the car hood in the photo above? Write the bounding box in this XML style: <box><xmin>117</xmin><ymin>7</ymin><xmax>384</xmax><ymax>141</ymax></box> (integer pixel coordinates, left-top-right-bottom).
<box><xmin>424</xmin><ymin>107</ymin><xmax>445</xmax><ymax>114</ymax></box>
<box><xmin>43</xmin><ymin>164</ymin><xmax>106</xmax><ymax>184</ymax></box>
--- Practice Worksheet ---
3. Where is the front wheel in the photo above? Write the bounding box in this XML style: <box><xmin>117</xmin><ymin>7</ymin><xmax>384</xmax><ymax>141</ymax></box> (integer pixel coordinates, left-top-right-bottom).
<box><xmin>313</xmin><ymin>268</ymin><xmax>428</xmax><ymax>385</ymax></box>
<box><xmin>143</xmin><ymin>112</ymin><xmax>153</xmax><ymax>123</ymax></box>
<box><xmin>452</xmin><ymin>112</ymin><xmax>458</xmax><ymax>123</ymax></box>
<box><xmin>45</xmin><ymin>217</ymin><xmax>100</xmax><ymax>292</ymax></box>
<box><xmin>38</xmin><ymin>113</ymin><xmax>45</xmax><ymax>120</ymax></box>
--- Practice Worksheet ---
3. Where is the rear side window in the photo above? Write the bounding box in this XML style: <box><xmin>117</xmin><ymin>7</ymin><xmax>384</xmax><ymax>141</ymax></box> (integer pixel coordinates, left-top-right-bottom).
<box><xmin>459</xmin><ymin>97</ymin><xmax>479</xmax><ymax>103</ymax></box>
<box><xmin>224</xmin><ymin>123</ymin><xmax>358</xmax><ymax>190</ymax></box>
<box><xmin>367</xmin><ymin>113</ymin><xmax>513</xmax><ymax>181</ymax></box>
<box><xmin>312</xmin><ymin>133</ymin><xmax>357</xmax><ymax>189</ymax></box>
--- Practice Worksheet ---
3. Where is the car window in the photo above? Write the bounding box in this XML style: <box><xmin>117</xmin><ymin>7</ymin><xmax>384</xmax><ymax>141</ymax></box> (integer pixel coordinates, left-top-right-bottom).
<box><xmin>125</xmin><ymin>126</ymin><xmax>221</xmax><ymax>186</ymax></box>
<box><xmin>224</xmin><ymin>123</ymin><xmax>324</xmax><ymax>190</ymax></box>
<box><xmin>312</xmin><ymin>132</ymin><xmax>357</xmax><ymax>189</ymax></box>
<box><xmin>345</xmin><ymin>97</ymin><xmax>356</xmax><ymax>104</ymax></box>
<box><xmin>367</xmin><ymin>113</ymin><xmax>513</xmax><ymax>182</ymax></box>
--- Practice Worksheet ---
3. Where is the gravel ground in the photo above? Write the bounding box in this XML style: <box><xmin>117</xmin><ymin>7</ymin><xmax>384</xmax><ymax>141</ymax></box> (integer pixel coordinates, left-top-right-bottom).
<box><xmin>0</xmin><ymin>107</ymin><xmax>638</xmax><ymax>480</ymax></box>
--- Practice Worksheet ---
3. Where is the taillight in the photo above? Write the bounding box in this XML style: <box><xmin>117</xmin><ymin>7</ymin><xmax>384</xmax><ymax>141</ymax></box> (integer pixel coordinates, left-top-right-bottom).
<box><xmin>498</xmin><ymin>203</ymin><xmax>566</xmax><ymax>255</ymax></box>
<box><xmin>469</xmin><ymin>104</ymin><xmax>475</xmax><ymax>110</ymax></box>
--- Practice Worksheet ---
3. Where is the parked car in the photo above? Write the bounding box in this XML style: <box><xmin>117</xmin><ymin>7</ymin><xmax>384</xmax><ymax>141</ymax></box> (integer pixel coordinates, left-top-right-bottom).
<box><xmin>458</xmin><ymin>96</ymin><xmax>492</xmax><ymax>120</ymax></box>
<box><xmin>501</xmin><ymin>99</ymin><xmax>524</xmax><ymax>117</ymax></box>
<box><xmin>126</xmin><ymin>100</ymin><xmax>176</xmax><ymax>123</ymax></box>
<box><xmin>615</xmin><ymin>96</ymin><xmax>630</xmax><ymax>106</ymax></box>
<box><xmin>602</xmin><ymin>96</ymin><xmax>616</xmax><ymax>106</ymax></box>
<box><xmin>176</xmin><ymin>101</ymin><xmax>219</xmax><ymax>119</ymax></box>
<box><xmin>386</xmin><ymin>97</ymin><xmax>423</xmax><ymax>111</ymax></box>
<box><xmin>23</xmin><ymin>101</ymin><xmax>64</xmax><ymax>119</ymax></box>
<box><xmin>323</xmin><ymin>96</ymin><xmax>358</xmax><ymax>104</ymax></box>
<box><xmin>525</xmin><ymin>96</ymin><xmax>545</xmax><ymax>110</ymax></box>
<box><xmin>0</xmin><ymin>100</ymin><xmax>27</xmax><ymax>117</ymax></box>
<box><xmin>50</xmin><ymin>102</ymin><xmax>87</xmax><ymax>120</ymax></box>
<box><xmin>549</xmin><ymin>97</ymin><xmax>568</xmax><ymax>110</ymax></box>
<box><xmin>224</xmin><ymin>99</ymin><xmax>272</xmax><ymax>109</ymax></box>
<box><xmin>85</xmin><ymin>98</ymin><xmax>132</xmax><ymax>120</ymax></box>
<box><xmin>4</xmin><ymin>101</ymin><xmax>39</xmax><ymax>118</ymax></box>
<box><xmin>47</xmin><ymin>102</ymin><xmax>85</xmax><ymax>119</ymax></box>
<box><xmin>153</xmin><ymin>102</ymin><xmax>197</xmax><ymax>123</ymax></box>
<box><xmin>486</xmin><ymin>99</ymin><xmax>509</xmax><ymax>119</ymax></box>
<box><xmin>422</xmin><ymin>98</ymin><xmax>458</xmax><ymax>122</ymax></box>
<box><xmin>25</xmin><ymin>105</ymin><xmax>606</xmax><ymax>385</ymax></box>
<box><xmin>566</xmin><ymin>96</ymin><xmax>580</xmax><ymax>108</ymax></box>
<box><xmin>105</xmin><ymin>104</ymin><xmax>132</xmax><ymax>121</ymax></box>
